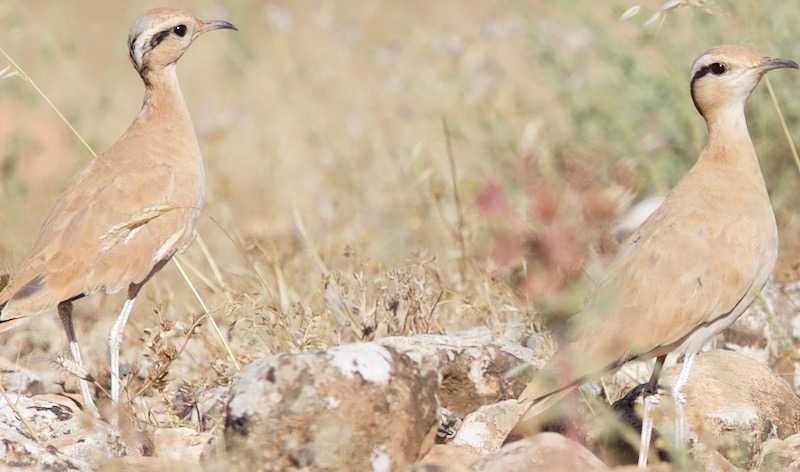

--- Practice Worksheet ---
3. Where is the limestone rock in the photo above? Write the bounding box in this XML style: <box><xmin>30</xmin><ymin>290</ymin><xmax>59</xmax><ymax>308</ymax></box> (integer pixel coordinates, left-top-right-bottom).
<box><xmin>470</xmin><ymin>432</ymin><xmax>607</xmax><ymax>472</ymax></box>
<box><xmin>0</xmin><ymin>420</ymin><xmax>83</xmax><ymax>471</ymax></box>
<box><xmin>752</xmin><ymin>433</ymin><xmax>800</xmax><ymax>471</ymax></box>
<box><xmin>224</xmin><ymin>342</ymin><xmax>439</xmax><ymax>471</ymax></box>
<box><xmin>414</xmin><ymin>399</ymin><xmax>528</xmax><ymax>469</ymax></box>
<box><xmin>448</xmin><ymin>399</ymin><xmax>528</xmax><ymax>455</ymax></box>
<box><xmin>646</xmin><ymin>350</ymin><xmax>800</xmax><ymax>469</ymax></box>
<box><xmin>0</xmin><ymin>356</ymin><xmax>44</xmax><ymax>396</ymax></box>
<box><xmin>379</xmin><ymin>333</ymin><xmax>538</xmax><ymax>417</ymax></box>
<box><xmin>0</xmin><ymin>393</ymin><xmax>122</xmax><ymax>470</ymax></box>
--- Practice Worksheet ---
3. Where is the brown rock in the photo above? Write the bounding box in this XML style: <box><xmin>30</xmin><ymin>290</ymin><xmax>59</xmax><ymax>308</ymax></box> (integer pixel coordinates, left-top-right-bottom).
<box><xmin>153</xmin><ymin>427</ymin><xmax>215</xmax><ymax>463</ymax></box>
<box><xmin>414</xmin><ymin>444</ymin><xmax>481</xmax><ymax>471</ymax></box>
<box><xmin>99</xmin><ymin>456</ymin><xmax>198</xmax><ymax>472</ymax></box>
<box><xmin>224</xmin><ymin>342</ymin><xmax>438</xmax><ymax>471</ymax></box>
<box><xmin>689</xmin><ymin>441</ymin><xmax>742</xmax><ymax>472</ymax></box>
<box><xmin>470</xmin><ymin>432</ymin><xmax>607</xmax><ymax>472</ymax></box>
<box><xmin>649</xmin><ymin>350</ymin><xmax>800</xmax><ymax>469</ymax></box>
<box><xmin>609</xmin><ymin>465</ymin><xmax>672</xmax><ymax>472</ymax></box>
<box><xmin>449</xmin><ymin>399</ymin><xmax>528</xmax><ymax>455</ymax></box>
<box><xmin>609</xmin><ymin>466</ymin><xmax>673</xmax><ymax>472</ymax></box>
<box><xmin>753</xmin><ymin>433</ymin><xmax>800</xmax><ymax>471</ymax></box>
<box><xmin>379</xmin><ymin>334</ymin><xmax>537</xmax><ymax>418</ymax></box>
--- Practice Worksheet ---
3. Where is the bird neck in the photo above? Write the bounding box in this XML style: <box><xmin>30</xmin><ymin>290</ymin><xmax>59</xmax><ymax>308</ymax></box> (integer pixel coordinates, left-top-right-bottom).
<box><xmin>702</xmin><ymin>105</ymin><xmax>760</xmax><ymax>171</ymax></box>
<box><xmin>138</xmin><ymin>64</ymin><xmax>193</xmax><ymax>129</ymax></box>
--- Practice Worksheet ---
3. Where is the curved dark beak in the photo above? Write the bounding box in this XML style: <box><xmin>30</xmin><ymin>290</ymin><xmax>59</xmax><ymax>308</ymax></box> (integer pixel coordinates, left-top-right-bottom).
<box><xmin>760</xmin><ymin>56</ymin><xmax>800</xmax><ymax>72</ymax></box>
<box><xmin>197</xmin><ymin>19</ymin><xmax>238</xmax><ymax>35</ymax></box>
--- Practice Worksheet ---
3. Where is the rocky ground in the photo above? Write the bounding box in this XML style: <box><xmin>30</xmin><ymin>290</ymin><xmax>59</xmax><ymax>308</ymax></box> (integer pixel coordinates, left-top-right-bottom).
<box><xmin>1</xmin><ymin>277</ymin><xmax>799</xmax><ymax>471</ymax></box>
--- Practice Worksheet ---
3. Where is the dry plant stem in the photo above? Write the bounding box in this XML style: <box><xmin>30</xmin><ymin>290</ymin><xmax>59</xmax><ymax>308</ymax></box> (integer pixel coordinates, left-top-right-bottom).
<box><xmin>0</xmin><ymin>382</ymin><xmax>40</xmax><ymax>442</ymax></box>
<box><xmin>0</xmin><ymin>47</ymin><xmax>97</xmax><ymax>158</ymax></box>
<box><xmin>427</xmin><ymin>291</ymin><xmax>445</xmax><ymax>332</ymax></box>
<box><xmin>204</xmin><ymin>213</ymin><xmax>276</xmax><ymax>303</ymax></box>
<box><xmin>293</xmin><ymin>205</ymin><xmax>331</xmax><ymax>277</ymax></box>
<box><xmin>764</xmin><ymin>76</ymin><xmax>800</xmax><ymax>175</ymax></box>
<box><xmin>178</xmin><ymin>256</ymin><xmax>220</xmax><ymax>295</ymax></box>
<box><xmin>173</xmin><ymin>256</ymin><xmax>241</xmax><ymax>371</ymax></box>
<box><xmin>758</xmin><ymin>291</ymin><xmax>800</xmax><ymax>362</ymax></box>
<box><xmin>442</xmin><ymin>119</ymin><xmax>467</xmax><ymax>281</ymax></box>
<box><xmin>53</xmin><ymin>355</ymin><xmax>108</xmax><ymax>397</ymax></box>
<box><xmin>130</xmin><ymin>311</ymin><xmax>208</xmax><ymax>400</ymax></box>
<box><xmin>293</xmin><ymin>206</ymin><xmax>364</xmax><ymax>339</ymax></box>
<box><xmin>196</xmin><ymin>233</ymin><xmax>234</xmax><ymax>304</ymax></box>
<box><xmin>273</xmin><ymin>263</ymin><xmax>290</xmax><ymax>315</ymax></box>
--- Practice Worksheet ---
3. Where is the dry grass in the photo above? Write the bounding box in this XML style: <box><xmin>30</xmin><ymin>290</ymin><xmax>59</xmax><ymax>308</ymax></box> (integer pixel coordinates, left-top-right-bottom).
<box><xmin>1</xmin><ymin>0</ymin><xmax>800</xmax><ymax>439</ymax></box>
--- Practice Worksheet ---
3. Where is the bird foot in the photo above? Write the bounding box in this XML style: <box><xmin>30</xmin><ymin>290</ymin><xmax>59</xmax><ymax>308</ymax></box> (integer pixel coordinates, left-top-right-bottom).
<box><xmin>644</xmin><ymin>391</ymin><xmax>661</xmax><ymax>408</ymax></box>
<box><xmin>674</xmin><ymin>390</ymin><xmax>687</xmax><ymax>405</ymax></box>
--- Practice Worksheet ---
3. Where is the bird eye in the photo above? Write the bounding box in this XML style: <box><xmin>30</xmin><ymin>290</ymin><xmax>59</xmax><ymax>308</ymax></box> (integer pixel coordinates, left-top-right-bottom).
<box><xmin>173</xmin><ymin>25</ymin><xmax>187</xmax><ymax>37</ymax></box>
<box><xmin>709</xmin><ymin>63</ymin><xmax>726</xmax><ymax>75</ymax></box>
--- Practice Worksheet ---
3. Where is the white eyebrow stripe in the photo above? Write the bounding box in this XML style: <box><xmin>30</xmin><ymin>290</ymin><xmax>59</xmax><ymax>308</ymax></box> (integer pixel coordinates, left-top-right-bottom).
<box><xmin>129</xmin><ymin>30</ymin><xmax>155</xmax><ymax>70</ymax></box>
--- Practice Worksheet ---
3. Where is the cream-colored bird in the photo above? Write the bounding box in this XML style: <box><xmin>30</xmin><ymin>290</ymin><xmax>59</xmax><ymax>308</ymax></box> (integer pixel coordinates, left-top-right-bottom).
<box><xmin>0</xmin><ymin>8</ymin><xmax>236</xmax><ymax>417</ymax></box>
<box><xmin>506</xmin><ymin>45</ymin><xmax>797</xmax><ymax>466</ymax></box>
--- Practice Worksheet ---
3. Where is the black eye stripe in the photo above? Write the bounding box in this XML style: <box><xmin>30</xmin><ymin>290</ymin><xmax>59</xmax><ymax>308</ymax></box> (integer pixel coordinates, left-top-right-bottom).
<box><xmin>689</xmin><ymin>64</ymin><xmax>712</xmax><ymax>117</ymax></box>
<box><xmin>689</xmin><ymin>61</ymin><xmax>728</xmax><ymax>118</ymax></box>
<box><xmin>692</xmin><ymin>65</ymin><xmax>712</xmax><ymax>84</ymax></box>
<box><xmin>690</xmin><ymin>61</ymin><xmax>727</xmax><ymax>92</ymax></box>
<box><xmin>150</xmin><ymin>29</ymin><xmax>170</xmax><ymax>49</ymax></box>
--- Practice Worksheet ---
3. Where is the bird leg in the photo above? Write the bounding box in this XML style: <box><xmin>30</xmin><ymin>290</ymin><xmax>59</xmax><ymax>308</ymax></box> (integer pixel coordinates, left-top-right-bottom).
<box><xmin>672</xmin><ymin>353</ymin><xmax>696</xmax><ymax>448</ymax></box>
<box><xmin>57</xmin><ymin>301</ymin><xmax>98</xmax><ymax>413</ymax></box>
<box><xmin>638</xmin><ymin>354</ymin><xmax>666</xmax><ymax>468</ymax></box>
<box><xmin>108</xmin><ymin>284</ymin><xmax>142</xmax><ymax>425</ymax></box>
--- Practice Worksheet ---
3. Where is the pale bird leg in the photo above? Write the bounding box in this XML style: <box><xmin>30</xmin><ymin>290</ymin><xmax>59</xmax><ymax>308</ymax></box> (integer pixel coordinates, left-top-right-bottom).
<box><xmin>672</xmin><ymin>353</ymin><xmax>696</xmax><ymax>448</ymax></box>
<box><xmin>108</xmin><ymin>293</ymin><xmax>138</xmax><ymax>425</ymax></box>
<box><xmin>57</xmin><ymin>301</ymin><xmax>98</xmax><ymax>413</ymax></box>
<box><xmin>638</xmin><ymin>354</ymin><xmax>666</xmax><ymax>468</ymax></box>
<box><xmin>639</xmin><ymin>393</ymin><xmax>660</xmax><ymax>468</ymax></box>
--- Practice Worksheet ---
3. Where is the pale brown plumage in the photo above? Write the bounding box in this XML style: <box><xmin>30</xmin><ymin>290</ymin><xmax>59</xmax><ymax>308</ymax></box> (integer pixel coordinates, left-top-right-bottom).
<box><xmin>507</xmin><ymin>45</ymin><xmax>798</xmax><ymax>441</ymax></box>
<box><xmin>0</xmin><ymin>8</ymin><xmax>236</xmax><ymax>415</ymax></box>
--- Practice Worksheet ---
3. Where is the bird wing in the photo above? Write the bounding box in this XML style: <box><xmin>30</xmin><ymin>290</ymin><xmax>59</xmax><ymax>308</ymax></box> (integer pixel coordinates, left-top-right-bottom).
<box><xmin>519</xmin><ymin>160</ymin><xmax>776</xmax><ymax>402</ymax></box>
<box><xmin>0</xmin><ymin>130</ymin><xmax>203</xmax><ymax>320</ymax></box>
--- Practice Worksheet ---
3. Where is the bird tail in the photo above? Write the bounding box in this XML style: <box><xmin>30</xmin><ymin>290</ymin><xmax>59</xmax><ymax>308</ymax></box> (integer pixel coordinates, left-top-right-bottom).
<box><xmin>0</xmin><ymin>300</ymin><xmax>26</xmax><ymax>333</ymax></box>
<box><xmin>0</xmin><ymin>317</ymin><xmax>28</xmax><ymax>333</ymax></box>
<box><xmin>0</xmin><ymin>294</ymin><xmax>30</xmax><ymax>334</ymax></box>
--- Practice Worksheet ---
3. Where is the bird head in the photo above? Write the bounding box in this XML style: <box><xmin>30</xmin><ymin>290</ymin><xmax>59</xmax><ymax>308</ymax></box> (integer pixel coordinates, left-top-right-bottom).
<box><xmin>127</xmin><ymin>8</ymin><xmax>237</xmax><ymax>78</ymax></box>
<box><xmin>689</xmin><ymin>45</ymin><xmax>798</xmax><ymax>120</ymax></box>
